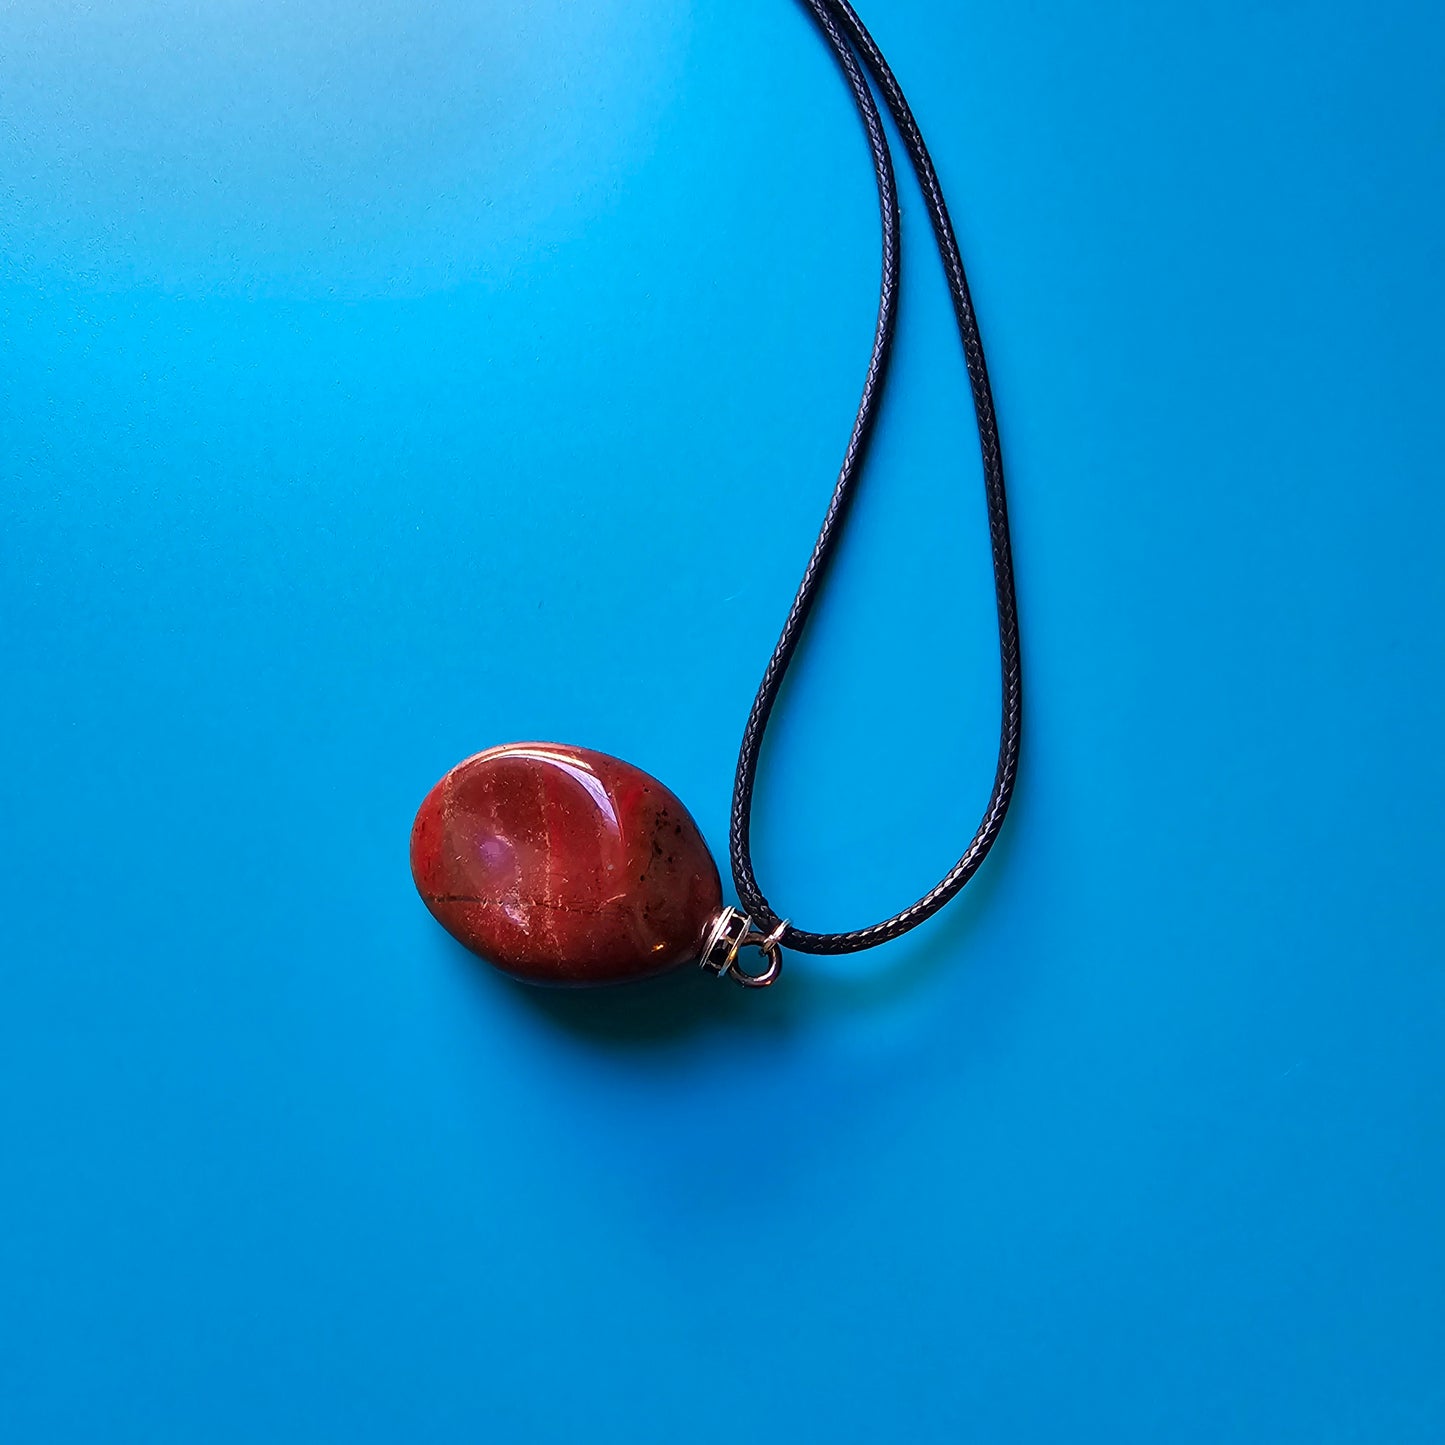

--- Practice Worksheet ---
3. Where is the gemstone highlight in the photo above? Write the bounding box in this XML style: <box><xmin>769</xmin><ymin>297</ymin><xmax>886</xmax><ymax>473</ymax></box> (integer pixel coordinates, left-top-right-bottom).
<box><xmin>410</xmin><ymin>742</ymin><xmax>722</xmax><ymax>985</ymax></box>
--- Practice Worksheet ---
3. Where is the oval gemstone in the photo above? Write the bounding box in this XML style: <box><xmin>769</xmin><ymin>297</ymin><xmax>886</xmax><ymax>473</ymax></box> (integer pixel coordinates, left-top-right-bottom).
<box><xmin>410</xmin><ymin>743</ymin><xmax>723</xmax><ymax>985</ymax></box>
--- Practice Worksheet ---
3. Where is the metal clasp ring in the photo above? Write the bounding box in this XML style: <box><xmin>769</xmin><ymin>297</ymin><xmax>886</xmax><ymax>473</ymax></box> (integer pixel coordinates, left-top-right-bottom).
<box><xmin>698</xmin><ymin>908</ymin><xmax>788</xmax><ymax>989</ymax></box>
<box><xmin>733</xmin><ymin>918</ymin><xmax>787</xmax><ymax>989</ymax></box>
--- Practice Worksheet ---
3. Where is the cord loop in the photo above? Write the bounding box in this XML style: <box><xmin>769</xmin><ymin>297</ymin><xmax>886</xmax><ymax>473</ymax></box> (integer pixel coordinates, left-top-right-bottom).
<box><xmin>728</xmin><ymin>1</ymin><xmax>1023</xmax><ymax>956</ymax></box>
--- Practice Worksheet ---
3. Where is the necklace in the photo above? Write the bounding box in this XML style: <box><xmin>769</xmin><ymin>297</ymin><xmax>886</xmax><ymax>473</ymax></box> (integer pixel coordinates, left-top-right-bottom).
<box><xmin>410</xmin><ymin>0</ymin><xmax>1022</xmax><ymax>991</ymax></box>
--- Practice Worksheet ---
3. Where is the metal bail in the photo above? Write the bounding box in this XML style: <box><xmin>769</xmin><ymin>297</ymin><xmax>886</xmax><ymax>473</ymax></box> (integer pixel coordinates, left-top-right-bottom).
<box><xmin>698</xmin><ymin>907</ymin><xmax>787</xmax><ymax>989</ymax></box>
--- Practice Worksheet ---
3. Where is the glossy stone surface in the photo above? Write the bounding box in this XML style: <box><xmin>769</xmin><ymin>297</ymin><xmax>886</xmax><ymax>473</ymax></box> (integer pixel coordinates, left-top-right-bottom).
<box><xmin>410</xmin><ymin>743</ymin><xmax>723</xmax><ymax>985</ymax></box>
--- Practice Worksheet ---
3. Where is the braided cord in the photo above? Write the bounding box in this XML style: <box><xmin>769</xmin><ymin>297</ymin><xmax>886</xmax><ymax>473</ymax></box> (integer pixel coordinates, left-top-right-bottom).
<box><xmin>728</xmin><ymin>0</ymin><xmax>1023</xmax><ymax>955</ymax></box>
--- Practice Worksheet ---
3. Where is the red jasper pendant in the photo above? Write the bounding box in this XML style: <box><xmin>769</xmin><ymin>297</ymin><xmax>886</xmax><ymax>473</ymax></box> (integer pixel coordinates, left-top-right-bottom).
<box><xmin>410</xmin><ymin>743</ymin><xmax>723</xmax><ymax>986</ymax></box>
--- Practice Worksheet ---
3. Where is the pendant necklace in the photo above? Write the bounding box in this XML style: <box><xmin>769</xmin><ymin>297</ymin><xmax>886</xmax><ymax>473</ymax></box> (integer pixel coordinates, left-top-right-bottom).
<box><xmin>410</xmin><ymin>0</ymin><xmax>1023</xmax><ymax>991</ymax></box>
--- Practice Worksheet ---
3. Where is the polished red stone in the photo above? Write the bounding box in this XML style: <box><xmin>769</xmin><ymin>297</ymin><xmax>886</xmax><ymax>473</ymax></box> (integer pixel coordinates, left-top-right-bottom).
<box><xmin>410</xmin><ymin>742</ymin><xmax>723</xmax><ymax>985</ymax></box>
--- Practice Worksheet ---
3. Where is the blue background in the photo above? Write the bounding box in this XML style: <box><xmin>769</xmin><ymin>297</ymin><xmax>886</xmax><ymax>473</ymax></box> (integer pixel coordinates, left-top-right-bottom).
<box><xmin>2</xmin><ymin>2</ymin><xmax>1442</xmax><ymax>1440</ymax></box>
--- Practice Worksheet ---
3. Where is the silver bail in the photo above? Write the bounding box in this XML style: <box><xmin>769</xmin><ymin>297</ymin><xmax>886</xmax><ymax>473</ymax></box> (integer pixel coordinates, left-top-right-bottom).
<box><xmin>698</xmin><ymin>906</ymin><xmax>787</xmax><ymax>989</ymax></box>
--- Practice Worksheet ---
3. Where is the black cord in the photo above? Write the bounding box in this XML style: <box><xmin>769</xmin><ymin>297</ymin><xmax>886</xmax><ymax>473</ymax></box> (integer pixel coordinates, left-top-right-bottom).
<box><xmin>728</xmin><ymin>0</ymin><xmax>1023</xmax><ymax>955</ymax></box>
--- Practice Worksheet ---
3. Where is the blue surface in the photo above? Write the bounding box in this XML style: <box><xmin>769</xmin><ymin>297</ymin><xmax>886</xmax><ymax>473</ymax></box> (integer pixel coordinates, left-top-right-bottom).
<box><xmin>2</xmin><ymin>2</ymin><xmax>1443</xmax><ymax>1440</ymax></box>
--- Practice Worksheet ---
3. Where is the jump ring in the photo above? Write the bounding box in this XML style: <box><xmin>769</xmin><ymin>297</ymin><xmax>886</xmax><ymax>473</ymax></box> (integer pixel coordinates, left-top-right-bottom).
<box><xmin>731</xmin><ymin>919</ymin><xmax>789</xmax><ymax>990</ymax></box>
